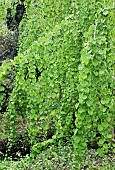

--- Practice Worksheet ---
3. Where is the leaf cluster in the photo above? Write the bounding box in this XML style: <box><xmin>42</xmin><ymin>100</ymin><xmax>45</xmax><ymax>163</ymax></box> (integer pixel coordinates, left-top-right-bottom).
<box><xmin>0</xmin><ymin>0</ymin><xmax>114</xmax><ymax>164</ymax></box>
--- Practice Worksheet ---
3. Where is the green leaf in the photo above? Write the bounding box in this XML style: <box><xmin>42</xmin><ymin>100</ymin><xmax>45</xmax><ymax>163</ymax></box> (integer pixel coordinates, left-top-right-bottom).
<box><xmin>98</xmin><ymin>139</ymin><xmax>105</xmax><ymax>146</ymax></box>
<box><xmin>75</xmin><ymin>103</ymin><xmax>79</xmax><ymax>109</ymax></box>
<box><xmin>101</xmin><ymin>98</ymin><xmax>110</xmax><ymax>104</ymax></box>
<box><xmin>0</xmin><ymin>94</ymin><xmax>4</xmax><ymax>100</ymax></box>
<box><xmin>97</xmin><ymin>148</ymin><xmax>103</xmax><ymax>155</ymax></box>
<box><xmin>88</xmin><ymin>108</ymin><xmax>93</xmax><ymax>115</ymax></box>
<box><xmin>0</xmin><ymin>86</ymin><xmax>5</xmax><ymax>91</ymax></box>
<box><xmin>103</xmin><ymin>143</ymin><xmax>108</xmax><ymax>150</ymax></box>
<box><xmin>103</xmin><ymin>10</ymin><xmax>108</xmax><ymax>16</ymax></box>
<box><xmin>98</xmin><ymin>125</ymin><xmax>103</xmax><ymax>132</ymax></box>
<box><xmin>107</xmin><ymin>134</ymin><xmax>112</xmax><ymax>139</ymax></box>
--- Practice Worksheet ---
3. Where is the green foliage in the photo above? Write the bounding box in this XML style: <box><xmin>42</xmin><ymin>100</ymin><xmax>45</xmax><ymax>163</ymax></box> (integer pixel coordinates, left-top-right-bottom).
<box><xmin>0</xmin><ymin>147</ymin><xmax>115</xmax><ymax>170</ymax></box>
<box><xmin>0</xmin><ymin>0</ymin><xmax>114</xmax><ymax>166</ymax></box>
<box><xmin>0</xmin><ymin>0</ymin><xmax>12</xmax><ymax>21</ymax></box>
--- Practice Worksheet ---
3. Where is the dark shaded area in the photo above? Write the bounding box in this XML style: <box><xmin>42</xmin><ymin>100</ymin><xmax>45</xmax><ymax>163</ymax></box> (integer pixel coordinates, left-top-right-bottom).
<box><xmin>0</xmin><ymin>67</ymin><xmax>15</xmax><ymax>114</ymax></box>
<box><xmin>6</xmin><ymin>8</ymin><xmax>15</xmax><ymax>30</ymax></box>
<box><xmin>15</xmin><ymin>1</ymin><xmax>26</xmax><ymax>26</ymax></box>
<box><xmin>6</xmin><ymin>133</ymin><xmax>30</xmax><ymax>160</ymax></box>
<box><xmin>0</xmin><ymin>34</ymin><xmax>18</xmax><ymax>65</ymax></box>
<box><xmin>0</xmin><ymin>139</ymin><xmax>7</xmax><ymax>160</ymax></box>
<box><xmin>35</xmin><ymin>67</ymin><xmax>42</xmax><ymax>82</ymax></box>
<box><xmin>6</xmin><ymin>1</ymin><xmax>25</xmax><ymax>31</ymax></box>
<box><xmin>0</xmin><ymin>133</ymin><xmax>30</xmax><ymax>161</ymax></box>
<box><xmin>0</xmin><ymin>0</ymin><xmax>26</xmax><ymax>66</ymax></box>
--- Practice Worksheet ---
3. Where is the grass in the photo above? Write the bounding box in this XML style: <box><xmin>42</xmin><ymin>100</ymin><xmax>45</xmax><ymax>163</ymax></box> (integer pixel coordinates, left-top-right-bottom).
<box><xmin>0</xmin><ymin>143</ymin><xmax>114</xmax><ymax>170</ymax></box>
